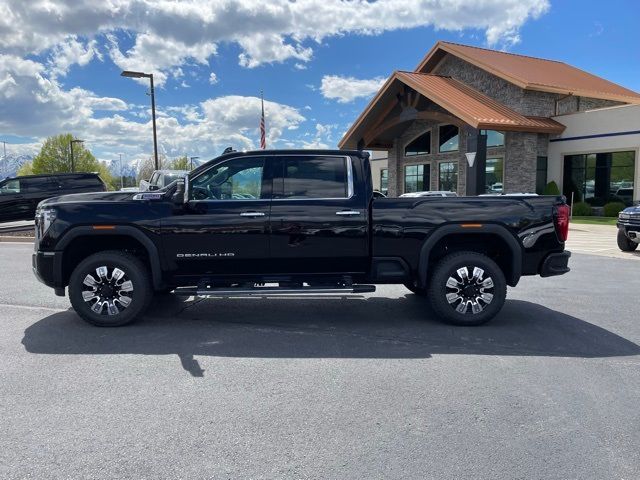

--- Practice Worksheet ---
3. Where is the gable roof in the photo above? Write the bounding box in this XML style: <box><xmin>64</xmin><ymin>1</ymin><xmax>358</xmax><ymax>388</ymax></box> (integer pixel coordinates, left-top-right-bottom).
<box><xmin>416</xmin><ymin>41</ymin><xmax>640</xmax><ymax>104</ymax></box>
<box><xmin>338</xmin><ymin>71</ymin><xmax>564</xmax><ymax>149</ymax></box>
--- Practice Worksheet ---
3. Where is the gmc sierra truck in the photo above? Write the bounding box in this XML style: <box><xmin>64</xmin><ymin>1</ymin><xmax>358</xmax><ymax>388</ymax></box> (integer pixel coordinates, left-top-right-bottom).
<box><xmin>32</xmin><ymin>149</ymin><xmax>571</xmax><ymax>327</ymax></box>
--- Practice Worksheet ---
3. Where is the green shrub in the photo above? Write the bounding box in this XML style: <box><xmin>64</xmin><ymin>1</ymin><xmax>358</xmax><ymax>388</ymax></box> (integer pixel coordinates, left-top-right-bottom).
<box><xmin>603</xmin><ymin>201</ymin><xmax>626</xmax><ymax>217</ymax></box>
<box><xmin>572</xmin><ymin>202</ymin><xmax>592</xmax><ymax>216</ymax></box>
<box><xmin>542</xmin><ymin>181</ymin><xmax>560</xmax><ymax>196</ymax></box>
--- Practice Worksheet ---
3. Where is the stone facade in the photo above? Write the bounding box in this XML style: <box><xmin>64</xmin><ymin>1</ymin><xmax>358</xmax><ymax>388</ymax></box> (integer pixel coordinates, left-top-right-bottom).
<box><xmin>383</xmin><ymin>53</ymin><xmax>623</xmax><ymax>196</ymax></box>
<box><xmin>378</xmin><ymin>54</ymin><xmax>620</xmax><ymax>196</ymax></box>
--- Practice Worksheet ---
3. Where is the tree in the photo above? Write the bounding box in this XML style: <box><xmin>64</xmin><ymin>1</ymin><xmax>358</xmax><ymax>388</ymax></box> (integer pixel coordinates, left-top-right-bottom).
<box><xmin>17</xmin><ymin>161</ymin><xmax>34</xmax><ymax>176</ymax></box>
<box><xmin>28</xmin><ymin>134</ymin><xmax>115</xmax><ymax>189</ymax></box>
<box><xmin>137</xmin><ymin>156</ymin><xmax>156</xmax><ymax>183</ymax></box>
<box><xmin>32</xmin><ymin>134</ymin><xmax>98</xmax><ymax>174</ymax></box>
<box><xmin>170</xmin><ymin>156</ymin><xmax>189</xmax><ymax>170</ymax></box>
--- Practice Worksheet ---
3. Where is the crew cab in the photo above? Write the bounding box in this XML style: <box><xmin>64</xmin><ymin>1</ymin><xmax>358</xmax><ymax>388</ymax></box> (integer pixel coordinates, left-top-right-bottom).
<box><xmin>32</xmin><ymin>150</ymin><xmax>571</xmax><ymax>327</ymax></box>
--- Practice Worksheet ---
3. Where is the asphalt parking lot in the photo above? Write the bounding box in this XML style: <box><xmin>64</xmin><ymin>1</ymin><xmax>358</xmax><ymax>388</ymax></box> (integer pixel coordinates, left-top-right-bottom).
<box><xmin>1</xmin><ymin>242</ymin><xmax>639</xmax><ymax>479</ymax></box>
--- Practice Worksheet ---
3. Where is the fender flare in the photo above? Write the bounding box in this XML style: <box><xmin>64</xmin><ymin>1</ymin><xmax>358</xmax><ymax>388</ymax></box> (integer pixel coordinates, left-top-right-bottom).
<box><xmin>418</xmin><ymin>224</ymin><xmax>523</xmax><ymax>287</ymax></box>
<box><xmin>56</xmin><ymin>225</ymin><xmax>163</xmax><ymax>289</ymax></box>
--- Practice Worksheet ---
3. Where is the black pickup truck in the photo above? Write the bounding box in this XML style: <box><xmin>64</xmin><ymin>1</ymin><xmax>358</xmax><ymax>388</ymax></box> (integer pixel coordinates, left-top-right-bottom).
<box><xmin>32</xmin><ymin>149</ymin><xmax>570</xmax><ymax>327</ymax></box>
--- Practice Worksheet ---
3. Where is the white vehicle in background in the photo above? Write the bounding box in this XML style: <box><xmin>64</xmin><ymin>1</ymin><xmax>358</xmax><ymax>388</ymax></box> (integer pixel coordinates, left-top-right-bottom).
<box><xmin>139</xmin><ymin>170</ymin><xmax>189</xmax><ymax>192</ymax></box>
<box><xmin>400</xmin><ymin>191</ymin><xmax>458</xmax><ymax>198</ymax></box>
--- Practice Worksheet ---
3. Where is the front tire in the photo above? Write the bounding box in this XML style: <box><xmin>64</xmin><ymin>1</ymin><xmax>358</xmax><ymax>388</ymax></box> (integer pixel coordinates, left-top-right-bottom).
<box><xmin>617</xmin><ymin>228</ymin><xmax>638</xmax><ymax>252</ymax></box>
<box><xmin>68</xmin><ymin>250</ymin><xmax>152</xmax><ymax>327</ymax></box>
<box><xmin>428</xmin><ymin>251</ymin><xmax>506</xmax><ymax>326</ymax></box>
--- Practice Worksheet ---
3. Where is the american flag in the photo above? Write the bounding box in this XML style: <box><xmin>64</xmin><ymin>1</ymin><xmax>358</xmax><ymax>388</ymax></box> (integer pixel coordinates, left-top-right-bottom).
<box><xmin>259</xmin><ymin>91</ymin><xmax>266</xmax><ymax>150</ymax></box>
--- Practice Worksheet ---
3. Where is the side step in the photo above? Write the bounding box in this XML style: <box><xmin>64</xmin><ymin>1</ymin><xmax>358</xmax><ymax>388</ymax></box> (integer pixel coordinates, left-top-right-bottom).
<box><xmin>174</xmin><ymin>284</ymin><xmax>376</xmax><ymax>297</ymax></box>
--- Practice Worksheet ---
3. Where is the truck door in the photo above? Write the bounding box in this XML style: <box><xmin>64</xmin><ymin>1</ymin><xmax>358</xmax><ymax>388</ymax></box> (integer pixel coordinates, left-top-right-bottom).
<box><xmin>268</xmin><ymin>154</ymin><xmax>369</xmax><ymax>274</ymax></box>
<box><xmin>161</xmin><ymin>156</ymin><xmax>272</xmax><ymax>277</ymax></box>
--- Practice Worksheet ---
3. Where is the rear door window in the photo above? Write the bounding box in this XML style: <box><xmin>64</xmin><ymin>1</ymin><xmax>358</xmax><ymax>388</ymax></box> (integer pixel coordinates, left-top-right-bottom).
<box><xmin>0</xmin><ymin>179</ymin><xmax>21</xmax><ymax>194</ymax></box>
<box><xmin>24</xmin><ymin>177</ymin><xmax>55</xmax><ymax>193</ymax></box>
<box><xmin>274</xmin><ymin>156</ymin><xmax>349</xmax><ymax>199</ymax></box>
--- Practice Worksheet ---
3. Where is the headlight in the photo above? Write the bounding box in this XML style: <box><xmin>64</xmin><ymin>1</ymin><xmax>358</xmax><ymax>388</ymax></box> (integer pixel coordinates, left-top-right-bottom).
<box><xmin>36</xmin><ymin>208</ymin><xmax>57</xmax><ymax>236</ymax></box>
<box><xmin>619</xmin><ymin>212</ymin><xmax>630</xmax><ymax>221</ymax></box>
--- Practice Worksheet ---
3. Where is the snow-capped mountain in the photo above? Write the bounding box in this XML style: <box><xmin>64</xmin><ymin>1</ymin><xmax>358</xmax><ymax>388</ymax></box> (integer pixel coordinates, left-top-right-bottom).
<box><xmin>0</xmin><ymin>154</ymin><xmax>33</xmax><ymax>179</ymax></box>
<box><xmin>105</xmin><ymin>158</ymin><xmax>139</xmax><ymax>179</ymax></box>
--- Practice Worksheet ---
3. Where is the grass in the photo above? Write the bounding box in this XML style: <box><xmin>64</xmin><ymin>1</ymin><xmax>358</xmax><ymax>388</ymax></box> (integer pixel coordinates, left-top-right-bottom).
<box><xmin>571</xmin><ymin>216</ymin><xmax>618</xmax><ymax>226</ymax></box>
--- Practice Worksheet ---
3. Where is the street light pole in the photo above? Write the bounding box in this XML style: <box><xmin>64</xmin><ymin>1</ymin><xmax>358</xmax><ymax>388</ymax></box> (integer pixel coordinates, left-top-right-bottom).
<box><xmin>121</xmin><ymin>70</ymin><xmax>159</xmax><ymax>170</ymax></box>
<box><xmin>119</xmin><ymin>153</ymin><xmax>124</xmax><ymax>189</ymax></box>
<box><xmin>69</xmin><ymin>139</ymin><xmax>84</xmax><ymax>173</ymax></box>
<box><xmin>189</xmin><ymin>156</ymin><xmax>199</xmax><ymax>170</ymax></box>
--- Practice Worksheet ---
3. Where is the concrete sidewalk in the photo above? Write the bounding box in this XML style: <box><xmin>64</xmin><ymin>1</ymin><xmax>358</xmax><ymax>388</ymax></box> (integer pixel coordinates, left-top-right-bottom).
<box><xmin>568</xmin><ymin>222</ymin><xmax>640</xmax><ymax>260</ymax></box>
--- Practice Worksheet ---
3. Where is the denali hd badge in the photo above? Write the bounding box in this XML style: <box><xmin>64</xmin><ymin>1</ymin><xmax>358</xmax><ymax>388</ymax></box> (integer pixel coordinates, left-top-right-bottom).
<box><xmin>177</xmin><ymin>252</ymin><xmax>235</xmax><ymax>258</ymax></box>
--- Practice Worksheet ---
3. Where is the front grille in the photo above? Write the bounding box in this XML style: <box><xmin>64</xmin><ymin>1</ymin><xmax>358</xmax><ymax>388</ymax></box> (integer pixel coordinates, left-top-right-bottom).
<box><xmin>621</xmin><ymin>217</ymin><xmax>640</xmax><ymax>226</ymax></box>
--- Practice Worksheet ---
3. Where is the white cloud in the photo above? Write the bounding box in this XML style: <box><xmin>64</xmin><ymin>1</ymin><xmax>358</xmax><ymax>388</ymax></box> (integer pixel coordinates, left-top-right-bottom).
<box><xmin>320</xmin><ymin>75</ymin><xmax>386</xmax><ymax>103</ymax></box>
<box><xmin>1</xmin><ymin>0</ymin><xmax>550</xmax><ymax>72</ymax></box>
<box><xmin>301</xmin><ymin>123</ymin><xmax>338</xmax><ymax>149</ymax></box>
<box><xmin>48</xmin><ymin>36</ymin><xmax>101</xmax><ymax>79</ymax></box>
<box><xmin>106</xmin><ymin>32</ymin><xmax>217</xmax><ymax>86</ymax></box>
<box><xmin>209</xmin><ymin>72</ymin><xmax>218</xmax><ymax>85</ymax></box>
<box><xmin>0</xmin><ymin>55</ymin><xmax>306</xmax><ymax>158</ymax></box>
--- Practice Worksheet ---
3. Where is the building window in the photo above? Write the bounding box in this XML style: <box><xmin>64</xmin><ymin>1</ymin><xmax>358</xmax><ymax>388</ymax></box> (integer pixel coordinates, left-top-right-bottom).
<box><xmin>405</xmin><ymin>132</ymin><xmax>431</xmax><ymax>156</ymax></box>
<box><xmin>404</xmin><ymin>164</ymin><xmax>430</xmax><ymax>193</ymax></box>
<box><xmin>563</xmin><ymin>151</ymin><xmax>635</xmax><ymax>206</ymax></box>
<box><xmin>439</xmin><ymin>125</ymin><xmax>459</xmax><ymax>152</ymax></box>
<box><xmin>536</xmin><ymin>156</ymin><xmax>548</xmax><ymax>195</ymax></box>
<box><xmin>380</xmin><ymin>168</ymin><xmax>388</xmax><ymax>195</ymax></box>
<box><xmin>438</xmin><ymin>162</ymin><xmax>458</xmax><ymax>192</ymax></box>
<box><xmin>486</xmin><ymin>158</ymin><xmax>504</xmax><ymax>193</ymax></box>
<box><xmin>481</xmin><ymin>130</ymin><xmax>505</xmax><ymax>147</ymax></box>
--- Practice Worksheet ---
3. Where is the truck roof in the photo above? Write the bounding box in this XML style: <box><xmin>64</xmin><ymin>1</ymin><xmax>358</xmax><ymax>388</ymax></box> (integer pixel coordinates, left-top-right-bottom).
<box><xmin>191</xmin><ymin>149</ymin><xmax>369</xmax><ymax>176</ymax></box>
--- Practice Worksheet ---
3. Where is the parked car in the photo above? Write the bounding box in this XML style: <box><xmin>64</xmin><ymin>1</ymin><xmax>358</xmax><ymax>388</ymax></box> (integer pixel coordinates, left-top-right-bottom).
<box><xmin>32</xmin><ymin>149</ymin><xmax>570</xmax><ymax>327</ymax></box>
<box><xmin>139</xmin><ymin>170</ymin><xmax>188</xmax><ymax>192</ymax></box>
<box><xmin>400</xmin><ymin>191</ymin><xmax>458</xmax><ymax>198</ymax></box>
<box><xmin>0</xmin><ymin>173</ymin><xmax>106</xmax><ymax>223</ymax></box>
<box><xmin>372</xmin><ymin>190</ymin><xmax>386</xmax><ymax>198</ymax></box>
<box><xmin>617</xmin><ymin>206</ymin><xmax>640</xmax><ymax>251</ymax></box>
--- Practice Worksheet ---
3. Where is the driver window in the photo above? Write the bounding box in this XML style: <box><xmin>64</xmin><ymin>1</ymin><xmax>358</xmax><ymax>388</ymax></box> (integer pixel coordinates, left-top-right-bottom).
<box><xmin>190</xmin><ymin>157</ymin><xmax>265</xmax><ymax>200</ymax></box>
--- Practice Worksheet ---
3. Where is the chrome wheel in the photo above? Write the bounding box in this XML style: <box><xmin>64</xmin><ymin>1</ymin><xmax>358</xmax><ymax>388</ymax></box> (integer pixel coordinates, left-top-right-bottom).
<box><xmin>81</xmin><ymin>266</ymin><xmax>134</xmax><ymax>316</ymax></box>
<box><xmin>445</xmin><ymin>266</ymin><xmax>494</xmax><ymax>315</ymax></box>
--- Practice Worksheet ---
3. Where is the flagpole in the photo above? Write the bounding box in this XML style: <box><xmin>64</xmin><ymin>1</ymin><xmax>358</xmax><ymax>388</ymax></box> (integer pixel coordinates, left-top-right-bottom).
<box><xmin>260</xmin><ymin>90</ymin><xmax>266</xmax><ymax>150</ymax></box>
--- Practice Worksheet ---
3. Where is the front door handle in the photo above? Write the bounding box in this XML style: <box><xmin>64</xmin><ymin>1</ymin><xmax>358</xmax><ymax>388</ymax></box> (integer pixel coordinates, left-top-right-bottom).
<box><xmin>240</xmin><ymin>211</ymin><xmax>266</xmax><ymax>217</ymax></box>
<box><xmin>336</xmin><ymin>210</ymin><xmax>361</xmax><ymax>216</ymax></box>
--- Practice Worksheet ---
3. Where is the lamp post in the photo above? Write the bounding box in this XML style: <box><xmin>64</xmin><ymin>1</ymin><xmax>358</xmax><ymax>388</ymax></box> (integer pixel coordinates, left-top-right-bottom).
<box><xmin>119</xmin><ymin>153</ymin><xmax>124</xmax><ymax>189</ymax></box>
<box><xmin>69</xmin><ymin>139</ymin><xmax>84</xmax><ymax>173</ymax></box>
<box><xmin>121</xmin><ymin>70</ymin><xmax>159</xmax><ymax>171</ymax></box>
<box><xmin>189</xmin><ymin>156</ymin><xmax>199</xmax><ymax>170</ymax></box>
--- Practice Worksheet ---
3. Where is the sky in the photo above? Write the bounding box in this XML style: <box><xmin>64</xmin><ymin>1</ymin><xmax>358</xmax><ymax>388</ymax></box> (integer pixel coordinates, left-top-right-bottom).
<box><xmin>1</xmin><ymin>0</ymin><xmax>639</xmax><ymax>166</ymax></box>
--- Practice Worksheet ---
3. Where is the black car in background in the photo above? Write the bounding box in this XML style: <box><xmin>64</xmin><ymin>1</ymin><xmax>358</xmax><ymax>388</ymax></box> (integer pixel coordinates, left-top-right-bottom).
<box><xmin>0</xmin><ymin>173</ymin><xmax>106</xmax><ymax>223</ymax></box>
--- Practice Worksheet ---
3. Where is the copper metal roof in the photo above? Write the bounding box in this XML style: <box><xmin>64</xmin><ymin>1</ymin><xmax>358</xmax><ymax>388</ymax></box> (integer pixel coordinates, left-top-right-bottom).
<box><xmin>396</xmin><ymin>72</ymin><xmax>565</xmax><ymax>132</ymax></box>
<box><xmin>338</xmin><ymin>71</ymin><xmax>565</xmax><ymax>149</ymax></box>
<box><xmin>417</xmin><ymin>41</ymin><xmax>640</xmax><ymax>104</ymax></box>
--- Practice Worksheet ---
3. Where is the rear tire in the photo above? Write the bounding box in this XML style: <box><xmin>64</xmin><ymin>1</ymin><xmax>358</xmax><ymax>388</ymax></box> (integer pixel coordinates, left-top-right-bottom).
<box><xmin>68</xmin><ymin>250</ymin><xmax>152</xmax><ymax>327</ymax></box>
<box><xmin>617</xmin><ymin>228</ymin><xmax>638</xmax><ymax>251</ymax></box>
<box><xmin>427</xmin><ymin>251</ymin><xmax>506</xmax><ymax>326</ymax></box>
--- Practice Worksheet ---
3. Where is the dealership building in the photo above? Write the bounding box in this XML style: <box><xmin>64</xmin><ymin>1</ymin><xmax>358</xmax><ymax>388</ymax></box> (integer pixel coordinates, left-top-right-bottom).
<box><xmin>339</xmin><ymin>41</ymin><xmax>640</xmax><ymax>205</ymax></box>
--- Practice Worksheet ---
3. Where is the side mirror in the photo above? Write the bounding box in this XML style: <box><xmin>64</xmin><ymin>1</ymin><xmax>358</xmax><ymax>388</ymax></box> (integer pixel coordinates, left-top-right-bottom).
<box><xmin>172</xmin><ymin>178</ymin><xmax>185</xmax><ymax>204</ymax></box>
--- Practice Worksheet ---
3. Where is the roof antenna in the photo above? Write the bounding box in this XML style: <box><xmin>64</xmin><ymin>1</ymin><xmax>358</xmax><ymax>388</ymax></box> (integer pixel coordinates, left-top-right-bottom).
<box><xmin>222</xmin><ymin>146</ymin><xmax>235</xmax><ymax>155</ymax></box>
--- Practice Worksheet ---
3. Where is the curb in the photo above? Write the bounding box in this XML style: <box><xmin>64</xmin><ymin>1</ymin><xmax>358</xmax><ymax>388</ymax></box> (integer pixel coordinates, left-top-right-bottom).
<box><xmin>0</xmin><ymin>236</ymin><xmax>34</xmax><ymax>243</ymax></box>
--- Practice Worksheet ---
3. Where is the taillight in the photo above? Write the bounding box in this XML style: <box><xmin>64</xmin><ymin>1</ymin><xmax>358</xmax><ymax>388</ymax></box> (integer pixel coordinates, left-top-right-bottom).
<box><xmin>555</xmin><ymin>204</ymin><xmax>570</xmax><ymax>242</ymax></box>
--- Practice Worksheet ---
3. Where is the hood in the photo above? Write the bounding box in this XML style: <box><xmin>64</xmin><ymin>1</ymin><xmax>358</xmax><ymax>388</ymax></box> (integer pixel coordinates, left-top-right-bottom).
<box><xmin>622</xmin><ymin>205</ymin><xmax>640</xmax><ymax>215</ymax></box>
<box><xmin>38</xmin><ymin>190</ymin><xmax>137</xmax><ymax>208</ymax></box>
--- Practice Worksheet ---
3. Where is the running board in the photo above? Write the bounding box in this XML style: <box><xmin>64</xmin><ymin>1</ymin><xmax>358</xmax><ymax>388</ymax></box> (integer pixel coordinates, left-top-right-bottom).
<box><xmin>173</xmin><ymin>284</ymin><xmax>376</xmax><ymax>297</ymax></box>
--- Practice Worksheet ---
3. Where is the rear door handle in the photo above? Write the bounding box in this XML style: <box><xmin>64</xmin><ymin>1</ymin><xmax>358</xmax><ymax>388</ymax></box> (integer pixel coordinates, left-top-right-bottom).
<box><xmin>240</xmin><ymin>211</ymin><xmax>266</xmax><ymax>217</ymax></box>
<box><xmin>336</xmin><ymin>210</ymin><xmax>361</xmax><ymax>216</ymax></box>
